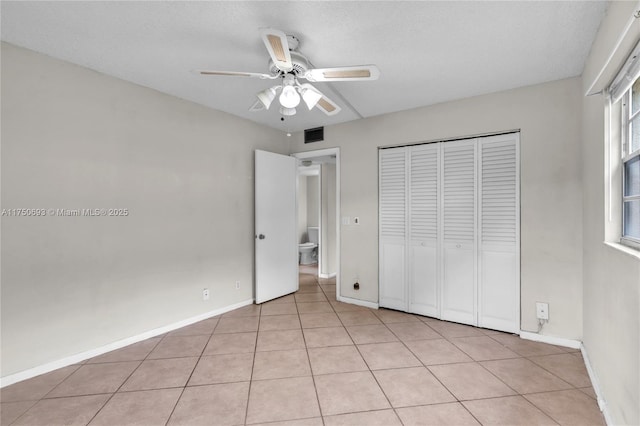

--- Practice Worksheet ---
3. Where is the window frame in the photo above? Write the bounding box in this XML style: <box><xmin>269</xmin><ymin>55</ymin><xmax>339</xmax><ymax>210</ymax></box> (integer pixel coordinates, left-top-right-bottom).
<box><xmin>621</xmin><ymin>85</ymin><xmax>640</xmax><ymax>250</ymax></box>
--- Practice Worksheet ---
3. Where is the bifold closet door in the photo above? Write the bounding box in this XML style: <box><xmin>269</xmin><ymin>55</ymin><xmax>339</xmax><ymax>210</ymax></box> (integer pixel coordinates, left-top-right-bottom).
<box><xmin>478</xmin><ymin>134</ymin><xmax>520</xmax><ymax>333</ymax></box>
<box><xmin>440</xmin><ymin>140</ymin><xmax>477</xmax><ymax>326</ymax></box>
<box><xmin>379</xmin><ymin>134</ymin><xmax>519</xmax><ymax>333</ymax></box>
<box><xmin>379</xmin><ymin>148</ymin><xmax>408</xmax><ymax>311</ymax></box>
<box><xmin>408</xmin><ymin>144</ymin><xmax>440</xmax><ymax>317</ymax></box>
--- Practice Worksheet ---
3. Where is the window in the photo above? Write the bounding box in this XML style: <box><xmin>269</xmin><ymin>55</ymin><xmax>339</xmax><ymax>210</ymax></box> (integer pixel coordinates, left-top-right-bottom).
<box><xmin>621</xmin><ymin>79</ymin><xmax>640</xmax><ymax>248</ymax></box>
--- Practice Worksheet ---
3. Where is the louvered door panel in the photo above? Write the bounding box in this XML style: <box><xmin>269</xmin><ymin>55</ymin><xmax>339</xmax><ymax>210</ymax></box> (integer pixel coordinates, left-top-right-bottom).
<box><xmin>379</xmin><ymin>148</ymin><xmax>408</xmax><ymax>311</ymax></box>
<box><xmin>409</xmin><ymin>144</ymin><xmax>439</xmax><ymax>316</ymax></box>
<box><xmin>441</xmin><ymin>140</ymin><xmax>476</xmax><ymax>326</ymax></box>
<box><xmin>478</xmin><ymin>134</ymin><xmax>519</xmax><ymax>333</ymax></box>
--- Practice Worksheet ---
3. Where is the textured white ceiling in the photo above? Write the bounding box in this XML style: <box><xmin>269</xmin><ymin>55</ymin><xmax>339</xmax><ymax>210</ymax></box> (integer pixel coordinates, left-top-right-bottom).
<box><xmin>1</xmin><ymin>1</ymin><xmax>608</xmax><ymax>133</ymax></box>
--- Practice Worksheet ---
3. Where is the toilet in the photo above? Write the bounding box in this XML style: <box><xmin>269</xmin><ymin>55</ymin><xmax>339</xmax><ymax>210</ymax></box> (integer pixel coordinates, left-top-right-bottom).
<box><xmin>299</xmin><ymin>227</ymin><xmax>319</xmax><ymax>265</ymax></box>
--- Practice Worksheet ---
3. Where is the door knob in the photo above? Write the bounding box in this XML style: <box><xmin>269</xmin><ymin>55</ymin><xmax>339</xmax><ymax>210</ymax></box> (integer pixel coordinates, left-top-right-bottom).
<box><xmin>258</xmin><ymin>234</ymin><xmax>266</xmax><ymax>240</ymax></box>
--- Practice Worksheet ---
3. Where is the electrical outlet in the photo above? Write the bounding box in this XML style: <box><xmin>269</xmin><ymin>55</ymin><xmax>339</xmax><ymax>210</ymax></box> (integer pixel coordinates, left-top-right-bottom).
<box><xmin>203</xmin><ymin>288</ymin><xmax>210</xmax><ymax>301</ymax></box>
<box><xmin>536</xmin><ymin>302</ymin><xmax>549</xmax><ymax>320</ymax></box>
<box><xmin>235</xmin><ymin>281</ymin><xmax>240</xmax><ymax>290</ymax></box>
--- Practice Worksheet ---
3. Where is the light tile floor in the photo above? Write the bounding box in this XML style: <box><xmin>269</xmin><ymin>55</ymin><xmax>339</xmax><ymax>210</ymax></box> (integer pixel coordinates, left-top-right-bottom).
<box><xmin>1</xmin><ymin>265</ymin><xmax>605</xmax><ymax>425</ymax></box>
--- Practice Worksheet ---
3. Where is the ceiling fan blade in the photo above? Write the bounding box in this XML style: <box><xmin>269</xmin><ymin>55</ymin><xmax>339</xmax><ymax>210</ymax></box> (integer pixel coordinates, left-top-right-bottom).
<box><xmin>304</xmin><ymin>65</ymin><xmax>380</xmax><ymax>82</ymax></box>
<box><xmin>314</xmin><ymin>93</ymin><xmax>342</xmax><ymax>116</ymax></box>
<box><xmin>194</xmin><ymin>70</ymin><xmax>277</xmax><ymax>79</ymax></box>
<box><xmin>260</xmin><ymin>28</ymin><xmax>293</xmax><ymax>72</ymax></box>
<box><xmin>249</xmin><ymin>100</ymin><xmax>265</xmax><ymax>112</ymax></box>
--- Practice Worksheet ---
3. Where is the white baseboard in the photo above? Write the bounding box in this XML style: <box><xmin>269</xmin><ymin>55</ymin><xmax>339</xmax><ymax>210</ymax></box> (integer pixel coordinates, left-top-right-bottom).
<box><xmin>0</xmin><ymin>299</ymin><xmax>254</xmax><ymax>388</ymax></box>
<box><xmin>580</xmin><ymin>344</ymin><xmax>613</xmax><ymax>425</ymax></box>
<box><xmin>336</xmin><ymin>295</ymin><xmax>379</xmax><ymax>309</ymax></box>
<box><xmin>318</xmin><ymin>272</ymin><xmax>337</xmax><ymax>279</ymax></box>
<box><xmin>519</xmin><ymin>331</ymin><xmax>582</xmax><ymax>349</ymax></box>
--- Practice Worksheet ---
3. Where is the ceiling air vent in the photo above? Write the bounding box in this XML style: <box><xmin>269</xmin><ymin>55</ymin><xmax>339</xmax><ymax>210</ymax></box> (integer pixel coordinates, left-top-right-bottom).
<box><xmin>304</xmin><ymin>127</ymin><xmax>324</xmax><ymax>144</ymax></box>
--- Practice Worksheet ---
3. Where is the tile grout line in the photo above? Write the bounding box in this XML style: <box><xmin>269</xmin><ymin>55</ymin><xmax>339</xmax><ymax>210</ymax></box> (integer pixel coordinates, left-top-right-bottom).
<box><xmin>428</xmin><ymin>327</ymin><xmax>522</xmax><ymax>425</ymax></box>
<box><xmin>356</xmin><ymin>302</ymin><xmax>575</xmax><ymax>424</ymax></box>
<box><xmin>377</xmin><ymin>312</ymin><xmax>521</xmax><ymax>425</ymax></box>
<box><xmin>420</xmin><ymin>322</ymin><xmax>524</xmax><ymax>397</ymax></box>
<box><xmin>385</xmin><ymin>315</ymin><xmax>592</xmax><ymax>424</ymax></box>
<box><xmin>5</xmin><ymin>400</ymin><xmax>38</xmax><ymax>426</ymax></box>
<box><xmin>84</xmin><ymin>334</ymin><xmax>165</xmax><ymax>425</ymax></box>
<box><xmin>523</xmin><ymin>354</ymin><xmax>586</xmax><ymax>390</ymax></box>
<box><xmin>372</xmin><ymin>312</ymin><xmax>458</xmax><ymax>424</ymax></box>
<box><xmin>519</xmin><ymin>393</ymin><xmax>564</xmax><ymax>426</ymax></box>
<box><xmin>335</xmin><ymin>303</ymin><xmax>399</xmax><ymax>421</ymax></box>
<box><xmin>316</xmin><ymin>274</ymin><xmax>409</xmax><ymax>424</ymax></box>
<box><xmin>242</xmin><ymin>313</ymin><xmax>261</xmax><ymax>426</ymax></box>
<box><xmin>163</xmin><ymin>320</ymin><xmax>219</xmax><ymax>426</ymax></box>
<box><xmin>20</xmin><ymin>333</ymin><xmax>166</xmax><ymax>426</ymax></box>
<box><xmin>301</xmin><ymin>271</ymin><xmax>327</xmax><ymax>425</ymax></box>
<box><xmin>380</xmin><ymin>316</ymin><xmax>465</xmax><ymax>405</ymax></box>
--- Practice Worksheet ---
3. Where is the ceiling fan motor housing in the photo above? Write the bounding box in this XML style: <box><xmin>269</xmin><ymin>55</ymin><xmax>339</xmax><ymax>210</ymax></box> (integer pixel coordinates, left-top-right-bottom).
<box><xmin>269</xmin><ymin>51</ymin><xmax>309</xmax><ymax>76</ymax></box>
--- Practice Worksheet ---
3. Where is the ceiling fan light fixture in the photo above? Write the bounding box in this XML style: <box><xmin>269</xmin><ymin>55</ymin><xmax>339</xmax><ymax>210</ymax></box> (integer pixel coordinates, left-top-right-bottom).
<box><xmin>197</xmin><ymin>29</ymin><xmax>379</xmax><ymax>118</ymax></box>
<box><xmin>279</xmin><ymin>106</ymin><xmax>297</xmax><ymax>116</ymax></box>
<box><xmin>279</xmin><ymin>85</ymin><xmax>301</xmax><ymax>108</ymax></box>
<box><xmin>301</xmin><ymin>86</ymin><xmax>323</xmax><ymax>110</ymax></box>
<box><xmin>256</xmin><ymin>86</ymin><xmax>277</xmax><ymax>109</ymax></box>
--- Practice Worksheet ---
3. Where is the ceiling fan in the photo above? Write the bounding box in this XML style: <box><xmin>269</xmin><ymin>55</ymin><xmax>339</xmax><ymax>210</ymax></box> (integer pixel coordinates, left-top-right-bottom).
<box><xmin>196</xmin><ymin>28</ymin><xmax>380</xmax><ymax>117</ymax></box>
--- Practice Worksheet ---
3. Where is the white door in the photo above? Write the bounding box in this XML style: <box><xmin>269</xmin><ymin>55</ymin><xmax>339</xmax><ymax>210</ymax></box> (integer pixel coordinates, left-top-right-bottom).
<box><xmin>409</xmin><ymin>144</ymin><xmax>440</xmax><ymax>317</ymax></box>
<box><xmin>440</xmin><ymin>140</ymin><xmax>477</xmax><ymax>326</ymax></box>
<box><xmin>379</xmin><ymin>148</ymin><xmax>408</xmax><ymax>311</ymax></box>
<box><xmin>255</xmin><ymin>150</ymin><xmax>298</xmax><ymax>304</ymax></box>
<box><xmin>478</xmin><ymin>134</ymin><xmax>520</xmax><ymax>332</ymax></box>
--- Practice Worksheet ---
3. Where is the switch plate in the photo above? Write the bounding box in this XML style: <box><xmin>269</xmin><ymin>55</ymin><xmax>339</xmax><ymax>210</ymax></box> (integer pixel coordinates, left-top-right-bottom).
<box><xmin>203</xmin><ymin>288</ymin><xmax>210</xmax><ymax>301</ymax></box>
<box><xmin>341</xmin><ymin>217</ymin><xmax>350</xmax><ymax>225</ymax></box>
<box><xmin>536</xmin><ymin>302</ymin><xmax>549</xmax><ymax>320</ymax></box>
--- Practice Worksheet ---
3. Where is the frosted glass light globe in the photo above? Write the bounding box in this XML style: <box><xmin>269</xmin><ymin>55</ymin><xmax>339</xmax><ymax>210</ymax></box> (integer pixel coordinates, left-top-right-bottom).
<box><xmin>279</xmin><ymin>85</ymin><xmax>301</xmax><ymax>108</ymax></box>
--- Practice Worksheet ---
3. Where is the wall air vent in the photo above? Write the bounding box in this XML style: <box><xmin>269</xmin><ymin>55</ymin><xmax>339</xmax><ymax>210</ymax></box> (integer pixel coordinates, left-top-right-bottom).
<box><xmin>304</xmin><ymin>127</ymin><xmax>324</xmax><ymax>144</ymax></box>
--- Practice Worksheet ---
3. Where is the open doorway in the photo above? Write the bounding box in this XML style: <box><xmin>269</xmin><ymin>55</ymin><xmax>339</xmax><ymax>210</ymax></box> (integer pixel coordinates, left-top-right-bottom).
<box><xmin>293</xmin><ymin>148</ymin><xmax>340</xmax><ymax>300</ymax></box>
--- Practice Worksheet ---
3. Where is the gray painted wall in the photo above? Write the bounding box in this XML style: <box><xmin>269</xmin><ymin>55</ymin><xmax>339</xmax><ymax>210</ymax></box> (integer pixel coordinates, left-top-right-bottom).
<box><xmin>290</xmin><ymin>77</ymin><xmax>584</xmax><ymax>339</ymax></box>
<box><xmin>581</xmin><ymin>2</ymin><xmax>640</xmax><ymax>424</ymax></box>
<box><xmin>320</xmin><ymin>163</ymin><xmax>337</xmax><ymax>276</ymax></box>
<box><xmin>307</xmin><ymin>176</ymin><xmax>320</xmax><ymax>227</ymax></box>
<box><xmin>1</xmin><ymin>42</ymin><xmax>288</xmax><ymax>376</ymax></box>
